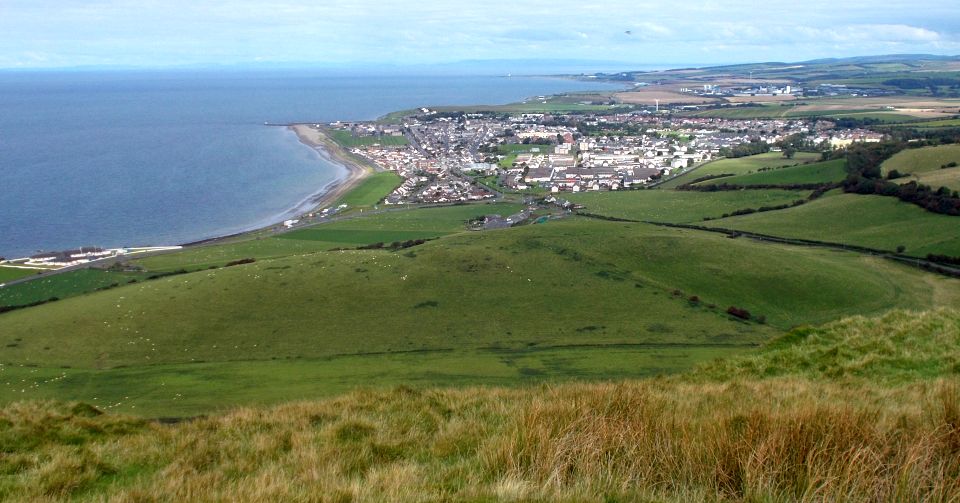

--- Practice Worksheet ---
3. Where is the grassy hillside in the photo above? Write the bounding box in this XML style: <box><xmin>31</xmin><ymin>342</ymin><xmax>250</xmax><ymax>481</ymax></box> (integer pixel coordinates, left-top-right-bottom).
<box><xmin>898</xmin><ymin>166</ymin><xmax>960</xmax><ymax>191</ymax></box>
<box><xmin>699</xmin><ymin>308</ymin><xmax>960</xmax><ymax>382</ymax></box>
<box><xmin>130</xmin><ymin>203</ymin><xmax>523</xmax><ymax>273</ymax></box>
<box><xmin>1</xmin><ymin>309</ymin><xmax>958</xmax><ymax>502</ymax></box>
<box><xmin>0</xmin><ymin>269</ymin><xmax>151</xmax><ymax>308</ymax></box>
<box><xmin>706</xmin><ymin>192</ymin><xmax>960</xmax><ymax>256</ymax></box>
<box><xmin>692</xmin><ymin>159</ymin><xmax>847</xmax><ymax>186</ymax></box>
<box><xmin>660</xmin><ymin>152</ymin><xmax>820</xmax><ymax>188</ymax></box>
<box><xmin>882</xmin><ymin>144</ymin><xmax>960</xmax><ymax>176</ymax></box>
<box><xmin>3</xmin><ymin>218</ymin><xmax>958</xmax><ymax>415</ymax></box>
<box><xmin>566</xmin><ymin>189</ymin><xmax>810</xmax><ymax>223</ymax></box>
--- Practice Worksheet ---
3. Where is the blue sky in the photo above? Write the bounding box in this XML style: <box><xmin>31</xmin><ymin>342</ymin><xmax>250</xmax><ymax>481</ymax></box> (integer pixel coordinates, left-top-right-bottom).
<box><xmin>1</xmin><ymin>0</ymin><xmax>958</xmax><ymax>70</ymax></box>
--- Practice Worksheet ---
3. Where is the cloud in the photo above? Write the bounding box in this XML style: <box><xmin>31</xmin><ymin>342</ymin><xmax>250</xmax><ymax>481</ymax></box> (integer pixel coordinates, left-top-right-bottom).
<box><xmin>0</xmin><ymin>0</ymin><xmax>957</xmax><ymax>68</ymax></box>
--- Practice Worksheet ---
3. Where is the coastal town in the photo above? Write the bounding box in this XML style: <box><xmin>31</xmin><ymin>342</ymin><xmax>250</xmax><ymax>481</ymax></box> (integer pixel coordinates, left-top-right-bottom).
<box><xmin>325</xmin><ymin>106</ymin><xmax>884</xmax><ymax>203</ymax></box>
<box><xmin>1</xmin><ymin>102</ymin><xmax>889</xmax><ymax>273</ymax></box>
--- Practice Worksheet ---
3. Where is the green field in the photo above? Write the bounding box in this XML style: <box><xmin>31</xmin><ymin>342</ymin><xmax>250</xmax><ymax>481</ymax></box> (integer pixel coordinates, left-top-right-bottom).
<box><xmin>660</xmin><ymin>152</ymin><xmax>821</xmax><ymax>188</ymax></box>
<box><xmin>685</xmin><ymin>105</ymin><xmax>884</xmax><ymax>120</ymax></box>
<box><xmin>0</xmin><ymin>269</ymin><xmax>151</xmax><ymax>308</ymax></box>
<box><xmin>0</xmin><ymin>266</ymin><xmax>40</xmax><ymax>284</ymax></box>
<box><xmin>692</xmin><ymin>158</ymin><xmax>847</xmax><ymax>186</ymax></box>
<box><xmin>684</xmin><ymin>105</ymin><xmax>787</xmax><ymax>119</ymax></box>
<box><xmin>2</xmin><ymin>218</ymin><xmax>958</xmax><ymax>415</ymax></box>
<box><xmin>133</xmin><ymin>203</ymin><xmax>524</xmax><ymax>273</ymax></box>
<box><xmin>890</xmin><ymin>118</ymin><xmax>960</xmax><ymax>129</ymax></box>
<box><xmin>706</xmin><ymin>192</ymin><xmax>960</xmax><ymax>256</ymax></box>
<box><xmin>0</xmin><ymin>345</ymin><xmax>742</xmax><ymax>418</ymax></box>
<box><xmin>824</xmin><ymin>112</ymin><xmax>919</xmax><ymax>123</ymax></box>
<box><xmin>566</xmin><ymin>189</ymin><xmax>810</xmax><ymax>223</ymax></box>
<box><xmin>334</xmin><ymin>171</ymin><xmax>403</xmax><ymax>207</ymax></box>
<box><xmin>328</xmin><ymin>130</ymin><xmax>408</xmax><ymax>147</ymax></box>
<box><xmin>882</xmin><ymin>144</ymin><xmax>960</xmax><ymax>176</ymax></box>
<box><xmin>897</xmin><ymin>166</ymin><xmax>960</xmax><ymax>191</ymax></box>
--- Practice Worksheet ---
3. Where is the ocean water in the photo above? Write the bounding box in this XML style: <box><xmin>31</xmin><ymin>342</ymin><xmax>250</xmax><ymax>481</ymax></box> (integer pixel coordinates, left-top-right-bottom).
<box><xmin>0</xmin><ymin>70</ymin><xmax>621</xmax><ymax>258</ymax></box>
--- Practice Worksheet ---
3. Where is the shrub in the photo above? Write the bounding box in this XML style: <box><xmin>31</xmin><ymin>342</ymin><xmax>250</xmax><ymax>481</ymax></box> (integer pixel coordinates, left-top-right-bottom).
<box><xmin>726</xmin><ymin>306</ymin><xmax>751</xmax><ymax>320</ymax></box>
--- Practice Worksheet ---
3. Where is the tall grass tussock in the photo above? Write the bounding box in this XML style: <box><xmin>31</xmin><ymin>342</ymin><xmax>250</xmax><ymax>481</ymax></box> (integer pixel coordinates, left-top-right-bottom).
<box><xmin>1</xmin><ymin>309</ymin><xmax>958</xmax><ymax>502</ymax></box>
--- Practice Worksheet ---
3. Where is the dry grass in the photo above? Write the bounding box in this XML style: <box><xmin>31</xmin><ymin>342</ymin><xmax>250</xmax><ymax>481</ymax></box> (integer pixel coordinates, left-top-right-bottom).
<box><xmin>0</xmin><ymin>379</ymin><xmax>958</xmax><ymax>502</ymax></box>
<box><xmin>2</xmin><ymin>309</ymin><xmax>959</xmax><ymax>501</ymax></box>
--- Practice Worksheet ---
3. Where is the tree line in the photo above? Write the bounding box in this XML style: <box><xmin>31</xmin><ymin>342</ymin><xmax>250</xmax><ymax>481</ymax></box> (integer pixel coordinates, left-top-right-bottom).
<box><xmin>838</xmin><ymin>141</ymin><xmax>960</xmax><ymax>216</ymax></box>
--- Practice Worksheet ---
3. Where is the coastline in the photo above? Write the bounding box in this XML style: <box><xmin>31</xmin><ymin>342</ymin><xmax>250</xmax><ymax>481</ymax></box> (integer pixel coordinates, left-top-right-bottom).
<box><xmin>288</xmin><ymin>124</ymin><xmax>374</xmax><ymax>213</ymax></box>
<box><xmin>179</xmin><ymin>124</ymin><xmax>373</xmax><ymax>248</ymax></box>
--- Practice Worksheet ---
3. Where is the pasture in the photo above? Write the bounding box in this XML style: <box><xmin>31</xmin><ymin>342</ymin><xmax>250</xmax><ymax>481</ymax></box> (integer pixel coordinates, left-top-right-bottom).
<box><xmin>0</xmin><ymin>266</ymin><xmax>40</xmax><ymax>284</ymax></box>
<box><xmin>133</xmin><ymin>202</ymin><xmax>524</xmax><ymax>273</ymax></box>
<box><xmin>566</xmin><ymin>189</ymin><xmax>810</xmax><ymax>223</ymax></box>
<box><xmin>334</xmin><ymin>171</ymin><xmax>403</xmax><ymax>207</ymax></box>
<box><xmin>2</xmin><ymin>218</ymin><xmax>957</xmax><ymax>415</ymax></box>
<box><xmin>659</xmin><ymin>151</ymin><xmax>820</xmax><ymax>188</ymax></box>
<box><xmin>0</xmin><ymin>269</ymin><xmax>151</xmax><ymax>309</ymax></box>
<box><xmin>692</xmin><ymin>159</ymin><xmax>847</xmax><ymax>186</ymax></box>
<box><xmin>706</xmin><ymin>192</ymin><xmax>960</xmax><ymax>256</ymax></box>
<box><xmin>882</xmin><ymin>144</ymin><xmax>960</xmax><ymax>176</ymax></box>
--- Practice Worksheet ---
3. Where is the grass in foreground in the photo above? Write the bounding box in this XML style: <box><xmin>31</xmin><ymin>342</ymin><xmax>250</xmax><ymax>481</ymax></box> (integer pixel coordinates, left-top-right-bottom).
<box><xmin>1</xmin><ymin>309</ymin><xmax>958</xmax><ymax>502</ymax></box>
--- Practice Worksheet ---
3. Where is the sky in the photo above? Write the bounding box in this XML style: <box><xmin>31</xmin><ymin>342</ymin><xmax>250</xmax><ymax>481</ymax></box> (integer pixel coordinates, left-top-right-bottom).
<box><xmin>1</xmin><ymin>0</ymin><xmax>958</xmax><ymax>70</ymax></box>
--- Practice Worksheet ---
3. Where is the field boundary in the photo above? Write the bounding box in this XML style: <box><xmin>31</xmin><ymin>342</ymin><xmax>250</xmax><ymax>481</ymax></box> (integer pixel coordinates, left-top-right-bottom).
<box><xmin>574</xmin><ymin>212</ymin><xmax>960</xmax><ymax>278</ymax></box>
<box><xmin>646</xmin><ymin>220</ymin><xmax>960</xmax><ymax>278</ymax></box>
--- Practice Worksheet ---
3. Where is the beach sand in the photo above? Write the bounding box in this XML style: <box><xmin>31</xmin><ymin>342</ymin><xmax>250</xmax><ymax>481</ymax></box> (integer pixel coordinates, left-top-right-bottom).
<box><xmin>178</xmin><ymin>125</ymin><xmax>375</xmax><ymax>248</ymax></box>
<box><xmin>289</xmin><ymin>124</ymin><xmax>374</xmax><ymax>213</ymax></box>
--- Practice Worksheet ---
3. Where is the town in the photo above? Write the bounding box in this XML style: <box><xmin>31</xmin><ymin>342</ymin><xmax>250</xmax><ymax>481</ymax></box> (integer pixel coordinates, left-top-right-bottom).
<box><xmin>327</xmin><ymin>107</ymin><xmax>885</xmax><ymax>202</ymax></box>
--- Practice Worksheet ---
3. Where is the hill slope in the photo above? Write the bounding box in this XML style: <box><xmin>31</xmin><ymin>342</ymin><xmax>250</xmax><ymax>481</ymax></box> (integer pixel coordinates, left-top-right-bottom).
<box><xmin>1</xmin><ymin>309</ymin><xmax>958</xmax><ymax>502</ymax></box>
<box><xmin>3</xmin><ymin>217</ymin><xmax>958</xmax><ymax>416</ymax></box>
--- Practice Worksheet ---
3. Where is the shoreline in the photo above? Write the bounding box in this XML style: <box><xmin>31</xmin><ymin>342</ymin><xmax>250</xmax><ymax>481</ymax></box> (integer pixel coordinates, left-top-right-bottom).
<box><xmin>288</xmin><ymin>123</ymin><xmax>374</xmax><ymax>212</ymax></box>
<box><xmin>179</xmin><ymin>124</ymin><xmax>373</xmax><ymax>248</ymax></box>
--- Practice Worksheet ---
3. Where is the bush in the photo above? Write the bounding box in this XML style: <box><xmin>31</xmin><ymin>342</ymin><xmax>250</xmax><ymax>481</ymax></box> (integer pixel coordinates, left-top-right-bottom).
<box><xmin>726</xmin><ymin>306</ymin><xmax>751</xmax><ymax>320</ymax></box>
<box><xmin>225</xmin><ymin>258</ymin><xmax>256</xmax><ymax>267</ymax></box>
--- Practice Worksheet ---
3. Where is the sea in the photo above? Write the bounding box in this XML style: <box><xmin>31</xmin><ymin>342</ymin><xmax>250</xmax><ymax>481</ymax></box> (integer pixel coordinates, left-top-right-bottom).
<box><xmin>0</xmin><ymin>70</ymin><xmax>623</xmax><ymax>258</ymax></box>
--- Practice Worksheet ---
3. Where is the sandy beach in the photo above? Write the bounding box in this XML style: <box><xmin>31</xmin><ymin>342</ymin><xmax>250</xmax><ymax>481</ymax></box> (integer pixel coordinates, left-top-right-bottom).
<box><xmin>178</xmin><ymin>125</ymin><xmax>374</xmax><ymax>248</ymax></box>
<box><xmin>289</xmin><ymin>124</ymin><xmax>374</xmax><ymax>214</ymax></box>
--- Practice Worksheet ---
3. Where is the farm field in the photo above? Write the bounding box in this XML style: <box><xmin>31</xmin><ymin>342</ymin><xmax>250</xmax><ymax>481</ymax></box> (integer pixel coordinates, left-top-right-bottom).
<box><xmin>0</xmin><ymin>266</ymin><xmax>40</xmax><ymax>284</ymax></box>
<box><xmin>705</xmin><ymin>192</ymin><xmax>960</xmax><ymax>256</ymax></box>
<box><xmin>882</xmin><ymin>144</ymin><xmax>960</xmax><ymax>176</ymax></box>
<box><xmin>133</xmin><ymin>202</ymin><xmax>523</xmax><ymax>273</ymax></box>
<box><xmin>328</xmin><ymin>130</ymin><xmax>408</xmax><ymax>147</ymax></box>
<box><xmin>897</xmin><ymin>166</ymin><xmax>960</xmax><ymax>191</ymax></box>
<box><xmin>2</xmin><ymin>218</ymin><xmax>958</xmax><ymax>415</ymax></box>
<box><xmin>692</xmin><ymin>158</ymin><xmax>847</xmax><ymax>186</ymax></box>
<box><xmin>660</xmin><ymin>151</ymin><xmax>820</xmax><ymax>188</ymax></box>
<box><xmin>891</xmin><ymin>118</ymin><xmax>960</xmax><ymax>129</ymax></box>
<box><xmin>0</xmin><ymin>269</ymin><xmax>151</xmax><ymax>308</ymax></box>
<box><xmin>333</xmin><ymin>171</ymin><xmax>403</xmax><ymax>207</ymax></box>
<box><xmin>567</xmin><ymin>189</ymin><xmax>810</xmax><ymax>223</ymax></box>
